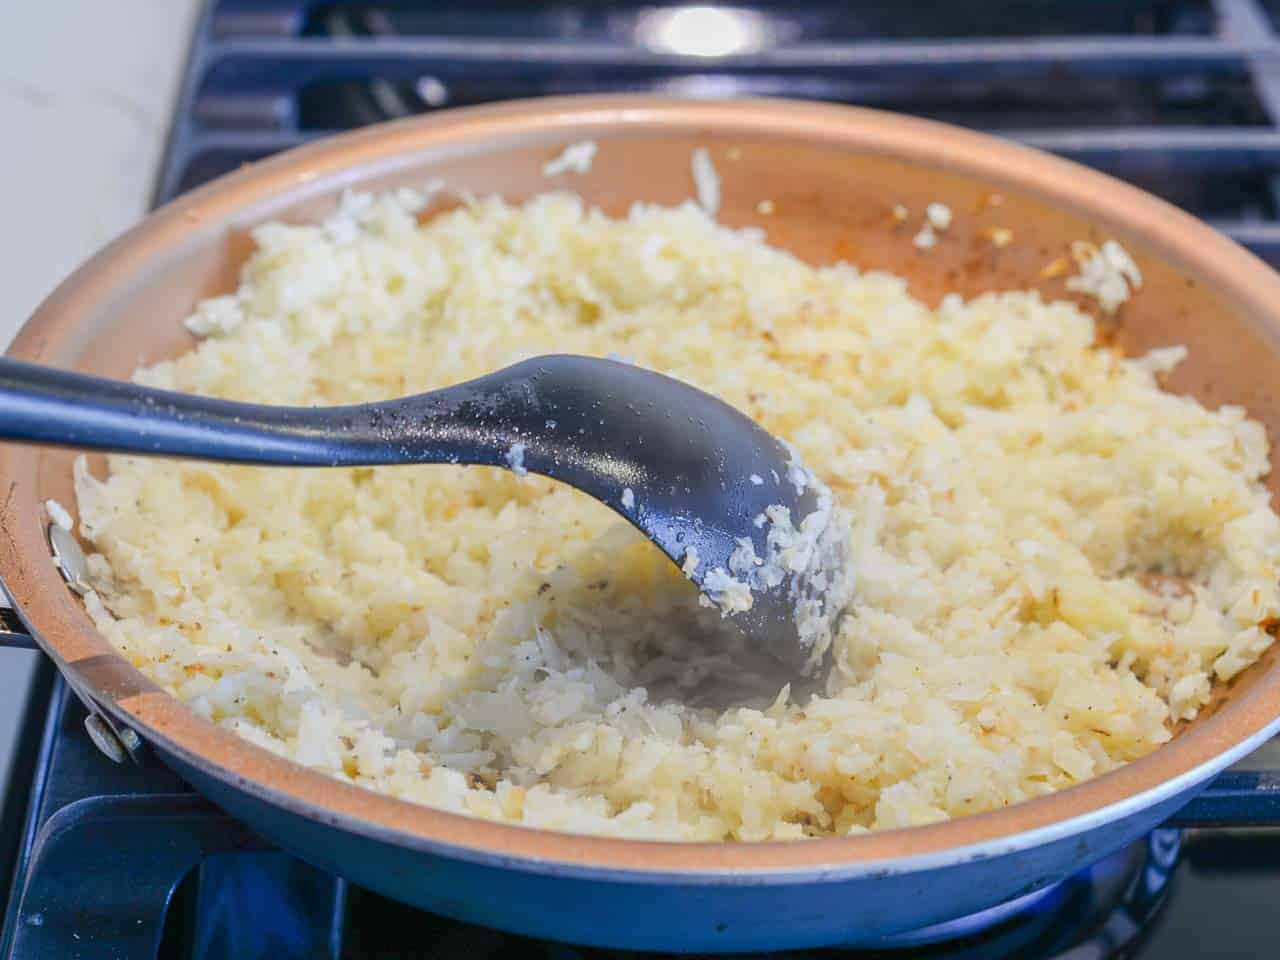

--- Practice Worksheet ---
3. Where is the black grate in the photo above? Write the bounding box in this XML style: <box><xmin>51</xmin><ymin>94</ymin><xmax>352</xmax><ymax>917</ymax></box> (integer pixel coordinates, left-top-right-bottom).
<box><xmin>161</xmin><ymin>0</ymin><xmax>1280</xmax><ymax>264</ymax></box>
<box><xmin>298</xmin><ymin>2</ymin><xmax>1215</xmax><ymax>43</ymax></box>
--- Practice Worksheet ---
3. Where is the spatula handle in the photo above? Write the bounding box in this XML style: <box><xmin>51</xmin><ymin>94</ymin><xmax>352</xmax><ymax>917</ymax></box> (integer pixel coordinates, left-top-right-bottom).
<box><xmin>0</xmin><ymin>357</ymin><xmax>368</xmax><ymax>466</ymax></box>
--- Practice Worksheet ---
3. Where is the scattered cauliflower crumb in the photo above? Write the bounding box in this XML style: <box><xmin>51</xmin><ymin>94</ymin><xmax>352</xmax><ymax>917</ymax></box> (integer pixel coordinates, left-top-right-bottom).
<box><xmin>621</xmin><ymin>487</ymin><xmax>635</xmax><ymax>510</ymax></box>
<box><xmin>681</xmin><ymin>547</ymin><xmax>700</xmax><ymax>578</ymax></box>
<box><xmin>691</xmin><ymin>148</ymin><xmax>720</xmax><ymax>216</ymax></box>
<box><xmin>891</xmin><ymin>204</ymin><xmax>909</xmax><ymax>223</ymax></box>
<box><xmin>749</xmin><ymin>474</ymin><xmax>764</xmax><ymax>485</ymax></box>
<box><xmin>184</xmin><ymin>295</ymin><xmax>244</xmax><ymax>338</ymax></box>
<box><xmin>913</xmin><ymin>225</ymin><xmax>937</xmax><ymax>250</ymax></box>
<box><xmin>699</xmin><ymin>446</ymin><xmax>853</xmax><ymax>662</ymax></box>
<box><xmin>1066</xmin><ymin>239</ymin><xmax>1143</xmax><ymax>314</ymax></box>
<box><xmin>542</xmin><ymin>140</ymin><xmax>598</xmax><ymax>177</ymax></box>
<box><xmin>1133</xmin><ymin>345</ymin><xmax>1188</xmax><ymax>376</ymax></box>
<box><xmin>983</xmin><ymin>226</ymin><xmax>1014</xmax><ymax>248</ymax></box>
<box><xmin>756</xmin><ymin>199</ymin><xmax>775</xmax><ymax>216</ymax></box>
<box><xmin>782</xmin><ymin>441</ymin><xmax>810</xmax><ymax>495</ymax></box>
<box><xmin>322</xmin><ymin>189</ymin><xmax>374</xmax><ymax>245</ymax></box>
<box><xmin>319</xmin><ymin>185</ymin><xmax>440</xmax><ymax>247</ymax></box>
<box><xmin>505</xmin><ymin>443</ymin><xmax>528</xmax><ymax>477</ymax></box>
<box><xmin>1040</xmin><ymin>255</ymin><xmax>1072</xmax><ymax>279</ymax></box>
<box><xmin>925</xmin><ymin>202</ymin><xmax>953</xmax><ymax>231</ymax></box>
<box><xmin>701</xmin><ymin>567</ymin><xmax>754</xmax><ymax>614</ymax></box>
<box><xmin>44</xmin><ymin>499</ymin><xmax>73</xmax><ymax>532</ymax></box>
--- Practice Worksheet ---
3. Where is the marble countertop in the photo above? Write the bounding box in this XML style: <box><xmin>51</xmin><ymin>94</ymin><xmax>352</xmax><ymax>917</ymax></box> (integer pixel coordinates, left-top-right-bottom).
<box><xmin>2</xmin><ymin>0</ymin><xmax>203</xmax><ymax>341</ymax></box>
<box><xmin>0</xmin><ymin>0</ymin><xmax>203</xmax><ymax>800</ymax></box>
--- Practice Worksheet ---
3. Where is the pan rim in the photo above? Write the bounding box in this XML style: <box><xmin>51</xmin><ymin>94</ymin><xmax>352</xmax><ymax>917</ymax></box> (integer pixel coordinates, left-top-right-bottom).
<box><xmin>5</xmin><ymin>93</ymin><xmax>1280</xmax><ymax>878</ymax></box>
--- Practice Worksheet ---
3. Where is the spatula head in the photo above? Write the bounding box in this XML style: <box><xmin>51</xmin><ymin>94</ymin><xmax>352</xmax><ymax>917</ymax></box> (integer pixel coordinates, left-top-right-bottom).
<box><xmin>445</xmin><ymin>355</ymin><xmax>852</xmax><ymax>694</ymax></box>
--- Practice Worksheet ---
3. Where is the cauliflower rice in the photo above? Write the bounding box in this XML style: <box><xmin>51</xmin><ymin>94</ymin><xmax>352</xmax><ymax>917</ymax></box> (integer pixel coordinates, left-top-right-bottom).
<box><xmin>74</xmin><ymin>190</ymin><xmax>1280</xmax><ymax>840</ymax></box>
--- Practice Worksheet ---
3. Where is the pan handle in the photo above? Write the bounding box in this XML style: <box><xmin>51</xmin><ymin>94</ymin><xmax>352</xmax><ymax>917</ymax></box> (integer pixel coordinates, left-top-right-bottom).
<box><xmin>1167</xmin><ymin>771</ymin><xmax>1280</xmax><ymax>827</ymax></box>
<box><xmin>0</xmin><ymin>605</ymin><xmax>37</xmax><ymax>650</ymax></box>
<box><xmin>0</xmin><ymin>595</ymin><xmax>144</xmax><ymax>763</ymax></box>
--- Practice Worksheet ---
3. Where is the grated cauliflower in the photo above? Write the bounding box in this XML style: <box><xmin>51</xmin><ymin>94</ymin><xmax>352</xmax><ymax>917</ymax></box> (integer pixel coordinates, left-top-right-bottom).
<box><xmin>73</xmin><ymin>190</ymin><xmax>1280</xmax><ymax>840</ymax></box>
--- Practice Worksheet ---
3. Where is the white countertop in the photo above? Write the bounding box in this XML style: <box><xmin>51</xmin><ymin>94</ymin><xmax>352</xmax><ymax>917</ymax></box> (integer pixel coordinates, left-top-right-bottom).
<box><xmin>2</xmin><ymin>0</ymin><xmax>203</xmax><ymax>339</ymax></box>
<box><xmin>0</xmin><ymin>0</ymin><xmax>203</xmax><ymax>795</ymax></box>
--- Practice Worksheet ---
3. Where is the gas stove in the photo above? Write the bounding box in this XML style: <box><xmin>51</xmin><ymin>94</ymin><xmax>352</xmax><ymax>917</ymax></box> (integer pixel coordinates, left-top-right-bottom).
<box><xmin>6</xmin><ymin>1</ymin><xmax>1280</xmax><ymax>957</ymax></box>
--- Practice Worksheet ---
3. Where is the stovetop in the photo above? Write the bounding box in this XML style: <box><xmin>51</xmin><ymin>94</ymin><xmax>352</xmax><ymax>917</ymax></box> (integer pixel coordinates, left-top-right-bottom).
<box><xmin>6</xmin><ymin>1</ymin><xmax>1280</xmax><ymax>957</ymax></box>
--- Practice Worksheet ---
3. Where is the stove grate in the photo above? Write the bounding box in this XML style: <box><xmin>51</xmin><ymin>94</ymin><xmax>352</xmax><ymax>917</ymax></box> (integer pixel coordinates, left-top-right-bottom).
<box><xmin>150</xmin><ymin>0</ymin><xmax>1280</xmax><ymax>264</ymax></box>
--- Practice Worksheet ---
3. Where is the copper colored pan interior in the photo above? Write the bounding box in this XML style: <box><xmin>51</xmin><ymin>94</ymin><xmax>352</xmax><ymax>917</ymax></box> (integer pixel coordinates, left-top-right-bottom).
<box><xmin>5</xmin><ymin>96</ymin><xmax>1280</xmax><ymax>873</ymax></box>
